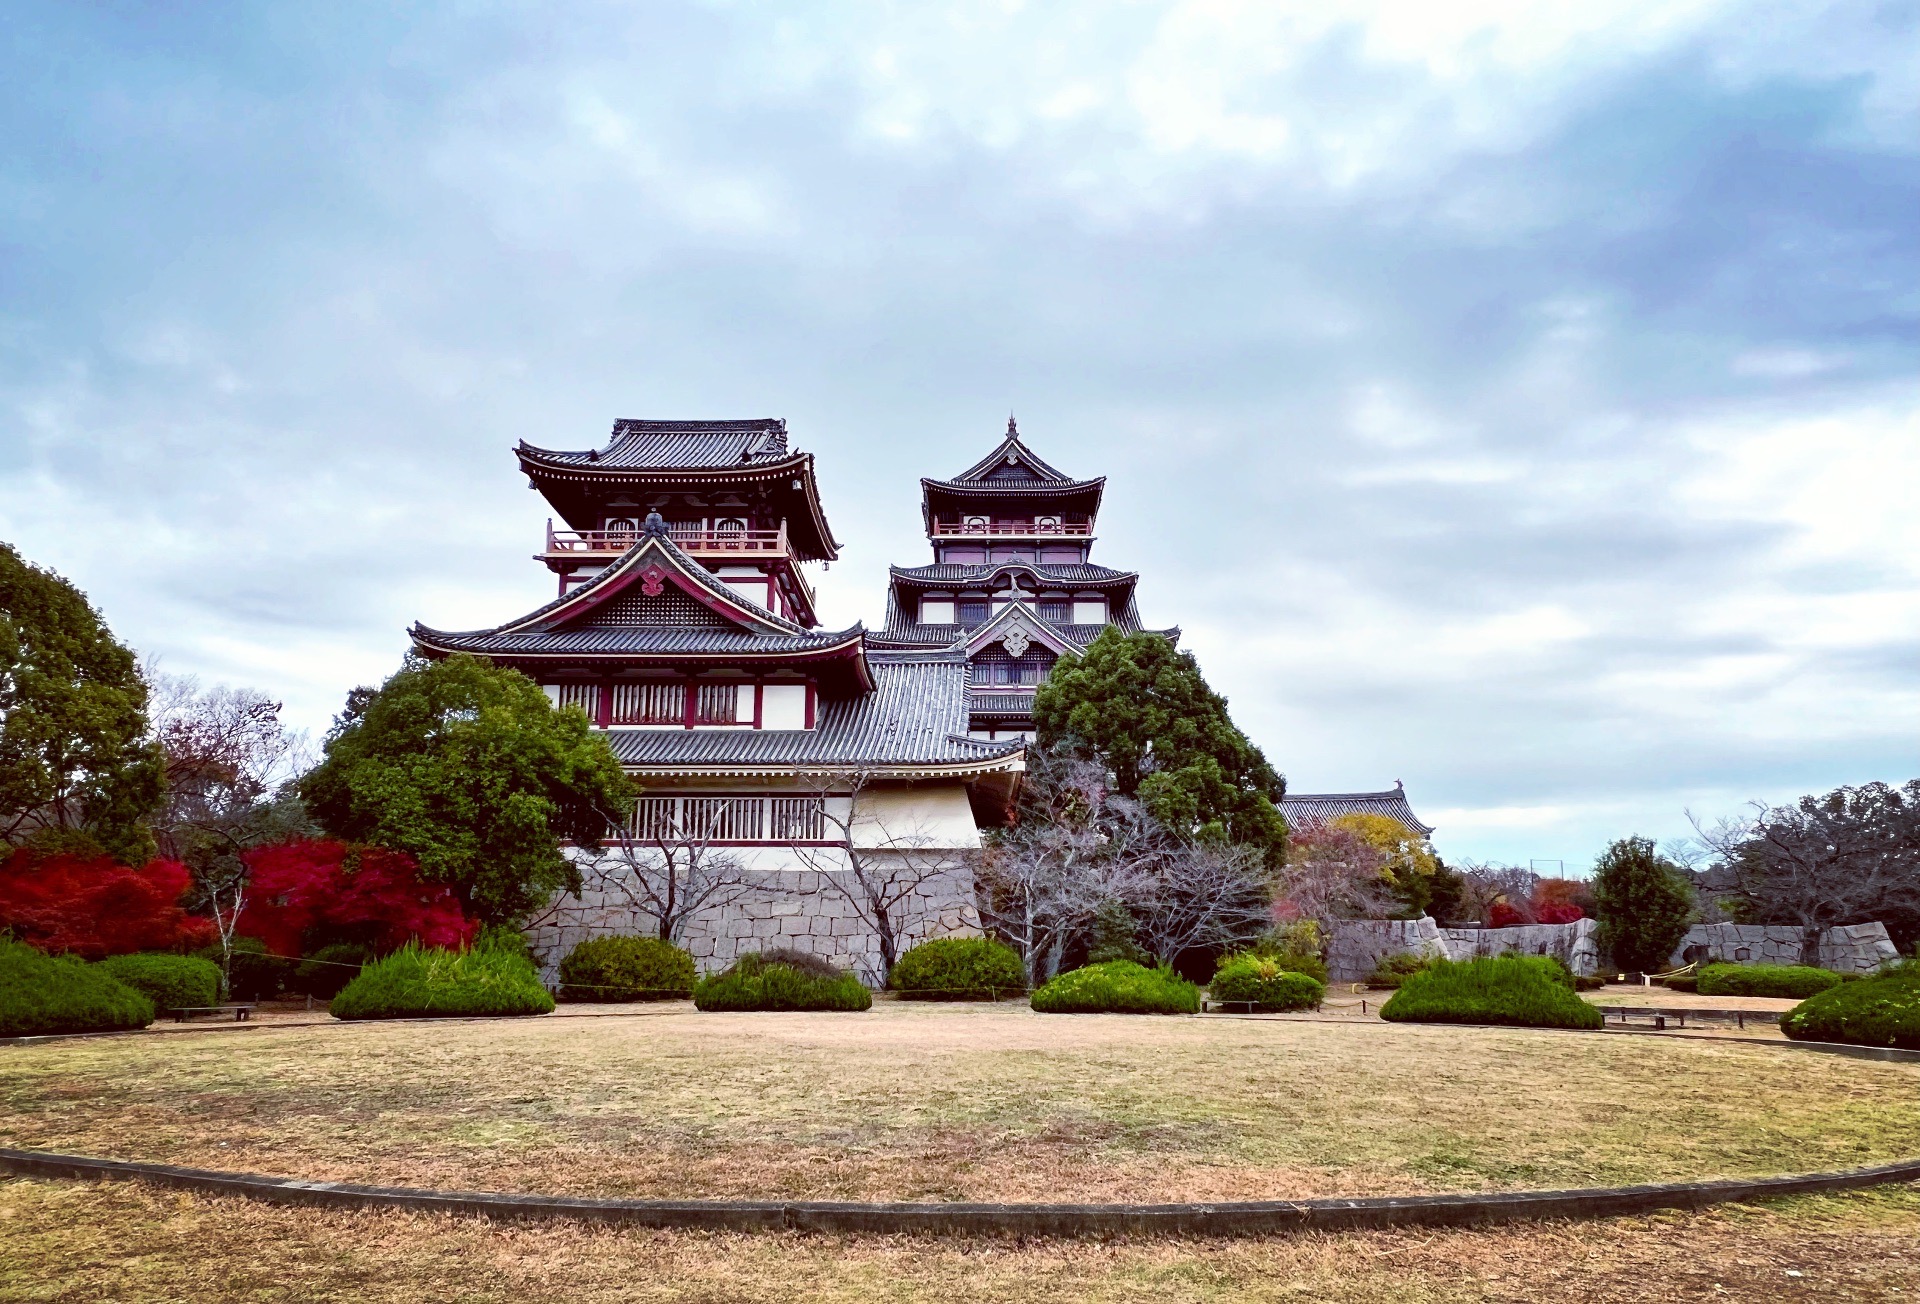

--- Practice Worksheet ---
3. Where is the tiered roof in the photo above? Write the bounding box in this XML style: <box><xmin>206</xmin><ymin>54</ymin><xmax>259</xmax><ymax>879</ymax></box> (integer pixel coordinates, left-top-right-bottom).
<box><xmin>519</xmin><ymin>418</ymin><xmax>839</xmax><ymax>561</ymax></box>
<box><xmin>920</xmin><ymin>417</ymin><xmax>1105</xmax><ymax>524</ymax></box>
<box><xmin>1276</xmin><ymin>785</ymin><xmax>1435</xmax><ymax>837</ymax></box>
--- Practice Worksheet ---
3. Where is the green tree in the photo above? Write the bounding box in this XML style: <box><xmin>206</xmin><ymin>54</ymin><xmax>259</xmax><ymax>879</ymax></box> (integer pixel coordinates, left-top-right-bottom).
<box><xmin>300</xmin><ymin>654</ymin><xmax>637</xmax><ymax>925</ymax></box>
<box><xmin>1590</xmin><ymin>836</ymin><xmax>1696</xmax><ymax>974</ymax></box>
<box><xmin>1033</xmin><ymin>628</ymin><xmax>1287</xmax><ymax>865</ymax></box>
<box><xmin>0</xmin><ymin>543</ymin><xmax>163</xmax><ymax>863</ymax></box>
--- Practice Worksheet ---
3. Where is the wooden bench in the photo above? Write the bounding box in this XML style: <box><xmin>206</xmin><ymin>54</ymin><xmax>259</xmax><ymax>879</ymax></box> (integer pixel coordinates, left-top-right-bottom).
<box><xmin>168</xmin><ymin>1004</ymin><xmax>256</xmax><ymax>1024</ymax></box>
<box><xmin>1595</xmin><ymin>1005</ymin><xmax>1761</xmax><ymax>1031</ymax></box>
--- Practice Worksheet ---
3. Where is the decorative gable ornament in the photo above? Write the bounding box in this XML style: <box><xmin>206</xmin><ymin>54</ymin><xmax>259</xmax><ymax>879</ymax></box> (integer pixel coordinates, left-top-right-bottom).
<box><xmin>1001</xmin><ymin>628</ymin><xmax>1031</xmax><ymax>659</ymax></box>
<box><xmin>639</xmin><ymin>565</ymin><xmax>668</xmax><ymax>597</ymax></box>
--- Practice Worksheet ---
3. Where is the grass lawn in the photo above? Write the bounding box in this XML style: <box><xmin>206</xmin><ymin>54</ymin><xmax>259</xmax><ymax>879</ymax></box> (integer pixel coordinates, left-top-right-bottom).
<box><xmin>2</xmin><ymin>1003</ymin><xmax>1916</xmax><ymax>1204</ymax></box>
<box><xmin>3</xmin><ymin>1178</ymin><xmax>1917</xmax><ymax>1303</ymax></box>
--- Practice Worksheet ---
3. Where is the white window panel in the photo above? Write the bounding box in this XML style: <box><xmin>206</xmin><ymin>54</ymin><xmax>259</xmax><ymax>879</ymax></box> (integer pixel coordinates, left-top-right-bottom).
<box><xmin>919</xmin><ymin>598</ymin><xmax>955</xmax><ymax>624</ymax></box>
<box><xmin>761</xmin><ymin>683</ymin><xmax>808</xmax><ymax>729</ymax></box>
<box><xmin>1072</xmin><ymin>600</ymin><xmax>1106</xmax><ymax>624</ymax></box>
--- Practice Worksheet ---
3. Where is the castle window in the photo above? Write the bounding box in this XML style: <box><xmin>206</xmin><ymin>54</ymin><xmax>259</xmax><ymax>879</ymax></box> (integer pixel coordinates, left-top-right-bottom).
<box><xmin>957</xmin><ymin>598</ymin><xmax>989</xmax><ymax>624</ymax></box>
<box><xmin>1037</xmin><ymin>598</ymin><xmax>1071</xmax><ymax>623</ymax></box>
<box><xmin>609</xmin><ymin>681</ymin><xmax>685</xmax><ymax>726</ymax></box>
<box><xmin>694</xmin><ymin>682</ymin><xmax>746</xmax><ymax>725</ymax></box>
<box><xmin>1072</xmin><ymin>598</ymin><xmax>1106</xmax><ymax>624</ymax></box>
<box><xmin>552</xmin><ymin>682</ymin><xmax>600</xmax><ymax>716</ymax></box>
<box><xmin>919</xmin><ymin>597</ymin><xmax>956</xmax><ymax>624</ymax></box>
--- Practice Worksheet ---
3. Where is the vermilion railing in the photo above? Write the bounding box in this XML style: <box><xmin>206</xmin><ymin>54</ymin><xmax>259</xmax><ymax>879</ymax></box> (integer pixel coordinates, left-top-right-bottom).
<box><xmin>930</xmin><ymin>519</ymin><xmax>1092</xmax><ymax>536</ymax></box>
<box><xmin>546</xmin><ymin>520</ymin><xmax>791</xmax><ymax>554</ymax></box>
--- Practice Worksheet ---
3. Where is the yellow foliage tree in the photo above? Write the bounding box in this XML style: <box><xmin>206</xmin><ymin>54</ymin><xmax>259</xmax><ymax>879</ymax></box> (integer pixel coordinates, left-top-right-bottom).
<box><xmin>1326</xmin><ymin>813</ymin><xmax>1437</xmax><ymax>900</ymax></box>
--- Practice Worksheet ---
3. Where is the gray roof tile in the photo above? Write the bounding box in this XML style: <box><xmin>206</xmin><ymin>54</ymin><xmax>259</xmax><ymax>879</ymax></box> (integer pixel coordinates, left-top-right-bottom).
<box><xmin>521</xmin><ymin>420</ymin><xmax>793</xmax><ymax>470</ymax></box>
<box><xmin>1278</xmin><ymin>788</ymin><xmax>1435</xmax><ymax>837</ymax></box>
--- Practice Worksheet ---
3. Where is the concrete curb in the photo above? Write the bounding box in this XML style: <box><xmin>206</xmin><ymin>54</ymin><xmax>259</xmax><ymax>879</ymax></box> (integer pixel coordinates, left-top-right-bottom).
<box><xmin>4</xmin><ymin>1147</ymin><xmax>1918</xmax><ymax>1237</ymax></box>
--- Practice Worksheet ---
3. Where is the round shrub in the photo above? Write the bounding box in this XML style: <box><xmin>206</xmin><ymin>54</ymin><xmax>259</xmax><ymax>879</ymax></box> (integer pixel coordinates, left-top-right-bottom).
<box><xmin>0</xmin><ymin>940</ymin><xmax>154</xmax><ymax>1037</ymax></box>
<box><xmin>95</xmin><ymin>953</ymin><xmax>221</xmax><ymax>1012</ymax></box>
<box><xmin>558</xmin><ymin>935</ymin><xmax>696</xmax><ymax>1002</ymax></box>
<box><xmin>290</xmin><ymin>943</ymin><xmax>373</xmax><ymax>1000</ymax></box>
<box><xmin>1209</xmin><ymin>954</ymin><xmax>1325</xmax><ymax>1012</ymax></box>
<box><xmin>1780</xmin><ymin>962</ymin><xmax>1920</xmax><ymax>1049</ymax></box>
<box><xmin>1698</xmin><ymin>963</ymin><xmax>1846</xmax><ymax>1000</ymax></box>
<box><xmin>889</xmin><ymin>937</ymin><xmax>1025</xmax><ymax>1000</ymax></box>
<box><xmin>1380</xmin><ymin>954</ymin><xmax>1603</xmax><ymax>1030</ymax></box>
<box><xmin>1029</xmin><ymin>960</ymin><xmax>1200</xmax><ymax>1015</ymax></box>
<box><xmin>331</xmin><ymin>940</ymin><xmax>555</xmax><ymax>1020</ymax></box>
<box><xmin>693</xmin><ymin>952</ymin><xmax>872</xmax><ymax>1012</ymax></box>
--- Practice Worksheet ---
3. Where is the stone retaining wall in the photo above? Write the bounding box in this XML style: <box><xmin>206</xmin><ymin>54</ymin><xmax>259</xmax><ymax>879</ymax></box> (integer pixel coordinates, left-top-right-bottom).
<box><xmin>1670</xmin><ymin>922</ymin><xmax>1898</xmax><ymax>975</ymax></box>
<box><xmin>525</xmin><ymin>852</ymin><xmax>980</xmax><ymax>987</ymax></box>
<box><xmin>1326</xmin><ymin>917</ymin><xmax>1600</xmax><ymax>982</ymax></box>
<box><xmin>1443</xmin><ymin>919</ymin><xmax>1601</xmax><ymax>977</ymax></box>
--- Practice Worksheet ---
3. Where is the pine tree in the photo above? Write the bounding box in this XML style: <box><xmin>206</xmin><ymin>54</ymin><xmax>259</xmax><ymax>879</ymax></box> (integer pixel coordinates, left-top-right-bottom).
<box><xmin>1590</xmin><ymin>836</ymin><xmax>1696</xmax><ymax>974</ymax></box>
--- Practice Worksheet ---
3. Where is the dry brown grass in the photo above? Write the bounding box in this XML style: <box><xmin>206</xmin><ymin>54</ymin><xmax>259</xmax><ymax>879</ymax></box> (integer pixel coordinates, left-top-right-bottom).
<box><xmin>2</xmin><ymin>1003</ymin><xmax>1915</xmax><ymax>1204</ymax></box>
<box><xmin>2</xmin><ymin>1177</ymin><xmax>1917</xmax><ymax>1303</ymax></box>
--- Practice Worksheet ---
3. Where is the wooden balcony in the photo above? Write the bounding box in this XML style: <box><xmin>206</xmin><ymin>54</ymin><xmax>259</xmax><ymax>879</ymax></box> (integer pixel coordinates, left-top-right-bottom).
<box><xmin>929</xmin><ymin>519</ymin><xmax>1094</xmax><ymax>539</ymax></box>
<box><xmin>546</xmin><ymin>520</ymin><xmax>794</xmax><ymax>558</ymax></box>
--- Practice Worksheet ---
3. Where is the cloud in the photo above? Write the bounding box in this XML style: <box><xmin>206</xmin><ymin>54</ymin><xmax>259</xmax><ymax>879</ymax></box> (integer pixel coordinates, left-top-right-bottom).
<box><xmin>0</xmin><ymin>0</ymin><xmax>1914</xmax><ymax>868</ymax></box>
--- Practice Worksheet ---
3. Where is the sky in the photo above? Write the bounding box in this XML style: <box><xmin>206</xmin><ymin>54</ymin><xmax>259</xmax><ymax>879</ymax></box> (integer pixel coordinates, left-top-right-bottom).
<box><xmin>1</xmin><ymin>1</ymin><xmax>1915</xmax><ymax>872</ymax></box>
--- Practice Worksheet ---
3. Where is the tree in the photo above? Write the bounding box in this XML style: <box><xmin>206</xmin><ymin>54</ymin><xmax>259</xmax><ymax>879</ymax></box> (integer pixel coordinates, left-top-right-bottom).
<box><xmin>239</xmin><ymin>839</ymin><xmax>474</xmax><ymax>958</ymax></box>
<box><xmin>1590</xmin><ymin>836</ymin><xmax>1695</xmax><ymax>974</ymax></box>
<box><xmin>1273</xmin><ymin>823</ymin><xmax>1400</xmax><ymax>925</ymax></box>
<box><xmin>0</xmin><ymin>848</ymin><xmax>214</xmax><ymax>958</ymax></box>
<box><xmin>551</xmin><ymin>790</ymin><xmax>764</xmax><ymax>947</ymax></box>
<box><xmin>1693</xmin><ymin>780</ymin><xmax>1920</xmax><ymax>959</ymax></box>
<box><xmin>299</xmin><ymin>654</ymin><xmax>636</xmax><ymax>925</ymax></box>
<box><xmin>1327</xmin><ymin>812</ymin><xmax>1437</xmax><ymax>915</ymax></box>
<box><xmin>0</xmin><ymin>543</ymin><xmax>164</xmax><ymax>864</ymax></box>
<box><xmin>1033</xmin><ymin>628</ymin><xmax>1287</xmax><ymax>865</ymax></box>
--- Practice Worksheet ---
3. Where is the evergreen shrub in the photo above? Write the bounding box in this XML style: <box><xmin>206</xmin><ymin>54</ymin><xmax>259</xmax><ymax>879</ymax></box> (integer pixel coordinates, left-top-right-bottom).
<box><xmin>1029</xmin><ymin>960</ymin><xmax>1200</xmax><ymax>1015</ymax></box>
<box><xmin>330</xmin><ymin>937</ymin><xmax>555</xmax><ymax>1020</ymax></box>
<box><xmin>1209</xmin><ymin>953</ymin><xmax>1325</xmax><ymax>1011</ymax></box>
<box><xmin>1697</xmin><ymin>963</ymin><xmax>1847</xmax><ymax>1000</ymax></box>
<box><xmin>290</xmin><ymin>943</ymin><xmax>373</xmax><ymax>1000</ymax></box>
<box><xmin>0</xmin><ymin>940</ymin><xmax>154</xmax><ymax>1036</ymax></box>
<box><xmin>889</xmin><ymin>937</ymin><xmax>1026</xmax><ymax>1000</ymax></box>
<box><xmin>1663</xmin><ymin>973</ymin><xmax>1698</xmax><ymax>993</ymax></box>
<box><xmin>1380</xmin><ymin>954</ymin><xmax>1603</xmax><ymax>1030</ymax></box>
<box><xmin>1242</xmin><ymin>921</ymin><xmax>1329</xmax><ymax>983</ymax></box>
<box><xmin>95</xmin><ymin>953</ymin><xmax>220</xmax><ymax>1011</ymax></box>
<box><xmin>1365</xmin><ymin>952</ymin><xmax>1438</xmax><ymax>989</ymax></box>
<box><xmin>693</xmin><ymin>952</ymin><xmax>872</xmax><ymax>1012</ymax></box>
<box><xmin>558</xmin><ymin>935</ymin><xmax>695</xmax><ymax>1002</ymax></box>
<box><xmin>196</xmin><ymin>936</ymin><xmax>290</xmax><ymax>1001</ymax></box>
<box><xmin>1780</xmin><ymin>963</ymin><xmax>1920</xmax><ymax>1049</ymax></box>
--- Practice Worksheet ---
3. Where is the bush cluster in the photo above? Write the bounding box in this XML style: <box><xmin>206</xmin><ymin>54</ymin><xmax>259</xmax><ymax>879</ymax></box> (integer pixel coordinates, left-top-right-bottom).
<box><xmin>1697</xmin><ymin>963</ymin><xmax>1848</xmax><ymax>1000</ymax></box>
<box><xmin>1780</xmin><ymin>962</ymin><xmax>1920</xmax><ymax>1049</ymax></box>
<box><xmin>95</xmin><ymin>953</ymin><xmax>221</xmax><ymax>1011</ymax></box>
<box><xmin>693</xmin><ymin>951</ymin><xmax>871</xmax><ymax>1012</ymax></box>
<box><xmin>1572</xmin><ymin>973</ymin><xmax>1605</xmax><ymax>992</ymax></box>
<box><xmin>1029</xmin><ymin>960</ymin><xmax>1200</xmax><ymax>1015</ymax></box>
<box><xmin>1209</xmin><ymin>953</ymin><xmax>1325</xmax><ymax>1012</ymax></box>
<box><xmin>1663</xmin><ymin>973</ymin><xmax>1698</xmax><ymax>993</ymax></box>
<box><xmin>290</xmin><ymin>943</ymin><xmax>373</xmax><ymax>1000</ymax></box>
<box><xmin>1240</xmin><ymin>921</ymin><xmax>1329</xmax><ymax>984</ymax></box>
<box><xmin>0</xmin><ymin>940</ymin><xmax>154</xmax><ymax>1037</ymax></box>
<box><xmin>558</xmin><ymin>935</ymin><xmax>696</xmax><ymax>1002</ymax></box>
<box><xmin>888</xmin><ymin>937</ymin><xmax>1026</xmax><ymax>1000</ymax></box>
<box><xmin>1365</xmin><ymin>952</ymin><xmax>1437</xmax><ymax>989</ymax></box>
<box><xmin>330</xmin><ymin>937</ymin><xmax>555</xmax><ymax>1020</ymax></box>
<box><xmin>1380</xmin><ymin>954</ymin><xmax>1603</xmax><ymax>1030</ymax></box>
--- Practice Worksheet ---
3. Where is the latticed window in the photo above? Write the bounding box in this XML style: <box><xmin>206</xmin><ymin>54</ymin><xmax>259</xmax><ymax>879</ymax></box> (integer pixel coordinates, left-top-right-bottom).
<box><xmin>694</xmin><ymin>682</ymin><xmax>741</xmax><ymax>724</ymax></box>
<box><xmin>609</xmin><ymin>681</ymin><xmax>685</xmax><ymax>725</ymax></box>
<box><xmin>555</xmin><ymin>682</ymin><xmax>599</xmax><ymax>715</ymax></box>
<box><xmin>623</xmin><ymin>794</ymin><xmax>828</xmax><ymax>842</ymax></box>
<box><xmin>769</xmin><ymin>796</ymin><xmax>827</xmax><ymax>840</ymax></box>
<box><xmin>957</xmin><ymin>598</ymin><xmax>989</xmax><ymax>625</ymax></box>
<box><xmin>970</xmin><ymin>648</ymin><xmax>1056</xmax><ymax>687</ymax></box>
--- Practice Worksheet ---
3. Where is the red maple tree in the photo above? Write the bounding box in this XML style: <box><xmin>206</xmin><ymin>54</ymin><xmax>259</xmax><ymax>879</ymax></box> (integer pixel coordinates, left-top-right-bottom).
<box><xmin>239</xmin><ymin>839</ymin><xmax>475</xmax><ymax>958</ymax></box>
<box><xmin>0</xmin><ymin>850</ymin><xmax>216</xmax><ymax>958</ymax></box>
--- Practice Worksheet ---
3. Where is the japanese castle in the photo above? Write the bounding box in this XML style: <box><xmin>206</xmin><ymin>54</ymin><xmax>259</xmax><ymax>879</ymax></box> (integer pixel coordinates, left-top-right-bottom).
<box><xmin>411</xmin><ymin>417</ymin><xmax>1429</xmax><ymax>977</ymax></box>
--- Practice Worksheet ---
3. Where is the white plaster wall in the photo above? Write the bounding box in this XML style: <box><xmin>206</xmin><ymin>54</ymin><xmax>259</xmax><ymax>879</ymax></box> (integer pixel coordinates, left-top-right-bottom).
<box><xmin>851</xmin><ymin>782</ymin><xmax>981</xmax><ymax>850</ymax></box>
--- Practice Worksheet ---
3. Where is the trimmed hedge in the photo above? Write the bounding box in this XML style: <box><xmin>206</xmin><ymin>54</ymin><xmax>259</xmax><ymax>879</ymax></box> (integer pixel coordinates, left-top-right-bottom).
<box><xmin>889</xmin><ymin>937</ymin><xmax>1026</xmax><ymax>1000</ymax></box>
<box><xmin>1380</xmin><ymin>954</ymin><xmax>1603</xmax><ymax>1030</ymax></box>
<box><xmin>1366</xmin><ymin>952</ymin><xmax>1438</xmax><ymax>990</ymax></box>
<box><xmin>558</xmin><ymin>935</ymin><xmax>696</xmax><ymax>1002</ymax></box>
<box><xmin>0</xmin><ymin>940</ymin><xmax>154</xmax><ymax>1037</ymax></box>
<box><xmin>1029</xmin><ymin>961</ymin><xmax>1200</xmax><ymax>1015</ymax></box>
<box><xmin>693</xmin><ymin>952</ymin><xmax>872</xmax><ymax>1012</ymax></box>
<box><xmin>1663</xmin><ymin>973</ymin><xmax>1698</xmax><ymax>993</ymax></box>
<box><xmin>330</xmin><ymin>939</ymin><xmax>555</xmax><ymax>1020</ymax></box>
<box><xmin>1780</xmin><ymin>962</ymin><xmax>1920</xmax><ymax>1049</ymax></box>
<box><xmin>95</xmin><ymin>953</ymin><xmax>221</xmax><ymax>1011</ymax></box>
<box><xmin>290</xmin><ymin>943</ymin><xmax>373</xmax><ymax>1000</ymax></box>
<box><xmin>1698</xmin><ymin>963</ymin><xmax>1847</xmax><ymax>1000</ymax></box>
<box><xmin>1209</xmin><ymin>953</ymin><xmax>1325</xmax><ymax>1012</ymax></box>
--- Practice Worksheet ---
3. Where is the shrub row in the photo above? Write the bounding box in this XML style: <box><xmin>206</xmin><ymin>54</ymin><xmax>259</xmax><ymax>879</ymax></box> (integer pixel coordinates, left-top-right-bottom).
<box><xmin>331</xmin><ymin>937</ymin><xmax>555</xmax><ymax>1020</ymax></box>
<box><xmin>1698</xmin><ymin>963</ymin><xmax>1849</xmax><ymax>1000</ymax></box>
<box><xmin>693</xmin><ymin>950</ymin><xmax>872</xmax><ymax>1012</ymax></box>
<box><xmin>889</xmin><ymin>937</ymin><xmax>1025</xmax><ymax>1000</ymax></box>
<box><xmin>95</xmin><ymin>953</ymin><xmax>221</xmax><ymax>1011</ymax></box>
<box><xmin>1380</xmin><ymin>955</ymin><xmax>1603</xmax><ymax>1030</ymax></box>
<box><xmin>1209</xmin><ymin>953</ymin><xmax>1325</xmax><ymax>1012</ymax></box>
<box><xmin>1029</xmin><ymin>960</ymin><xmax>1200</xmax><ymax>1015</ymax></box>
<box><xmin>1780</xmin><ymin>961</ymin><xmax>1920</xmax><ymax>1049</ymax></box>
<box><xmin>1365</xmin><ymin>952</ymin><xmax>1437</xmax><ymax>989</ymax></box>
<box><xmin>559</xmin><ymin>935</ymin><xmax>695</xmax><ymax>1002</ymax></box>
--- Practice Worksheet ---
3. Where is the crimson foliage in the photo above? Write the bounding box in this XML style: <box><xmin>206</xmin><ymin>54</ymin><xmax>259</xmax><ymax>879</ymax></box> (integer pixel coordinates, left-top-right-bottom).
<box><xmin>0</xmin><ymin>849</ymin><xmax>214</xmax><ymax>959</ymax></box>
<box><xmin>240</xmin><ymin>839</ymin><xmax>475</xmax><ymax>958</ymax></box>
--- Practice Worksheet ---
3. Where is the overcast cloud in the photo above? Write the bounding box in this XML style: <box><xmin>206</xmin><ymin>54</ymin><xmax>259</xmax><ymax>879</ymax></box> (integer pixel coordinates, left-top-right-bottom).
<box><xmin>2</xmin><ymin>1</ymin><xmax>1915</xmax><ymax>869</ymax></box>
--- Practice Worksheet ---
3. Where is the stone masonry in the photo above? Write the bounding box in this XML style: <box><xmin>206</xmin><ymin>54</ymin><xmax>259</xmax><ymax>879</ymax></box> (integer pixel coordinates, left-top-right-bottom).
<box><xmin>524</xmin><ymin>853</ymin><xmax>981</xmax><ymax>988</ymax></box>
<box><xmin>1326</xmin><ymin>917</ymin><xmax>1601</xmax><ymax>982</ymax></box>
<box><xmin>1670</xmin><ymin>921</ymin><xmax>1899</xmax><ymax>975</ymax></box>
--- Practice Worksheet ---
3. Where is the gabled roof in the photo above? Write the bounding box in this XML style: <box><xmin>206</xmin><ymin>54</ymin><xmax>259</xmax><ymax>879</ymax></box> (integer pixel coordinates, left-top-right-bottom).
<box><xmin>517</xmin><ymin>418</ymin><xmax>839</xmax><ymax>561</ymax></box>
<box><xmin>957</xmin><ymin>601</ymin><xmax>1082</xmax><ymax>660</ymax></box>
<box><xmin>1277</xmin><ymin>785</ymin><xmax>1435</xmax><ymax>838</ymax></box>
<box><xmin>890</xmin><ymin>562</ymin><xmax>1139</xmax><ymax>591</ymax></box>
<box><xmin>411</xmin><ymin>530</ymin><xmax>871</xmax><ymax>690</ymax></box>
<box><xmin>920</xmin><ymin>418</ymin><xmax>1105</xmax><ymax>505</ymax></box>
<box><xmin>606</xmin><ymin>652</ymin><xmax>1025</xmax><ymax>774</ymax></box>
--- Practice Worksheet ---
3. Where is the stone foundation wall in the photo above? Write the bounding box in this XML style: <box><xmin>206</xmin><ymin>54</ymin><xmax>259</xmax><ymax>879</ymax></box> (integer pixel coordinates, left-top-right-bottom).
<box><xmin>1442</xmin><ymin>919</ymin><xmax>1600</xmax><ymax>977</ymax></box>
<box><xmin>1326</xmin><ymin>917</ymin><xmax>1601</xmax><ymax>982</ymax></box>
<box><xmin>1670</xmin><ymin>922</ymin><xmax>1898</xmax><ymax>975</ymax></box>
<box><xmin>525</xmin><ymin>851</ymin><xmax>981</xmax><ymax>988</ymax></box>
